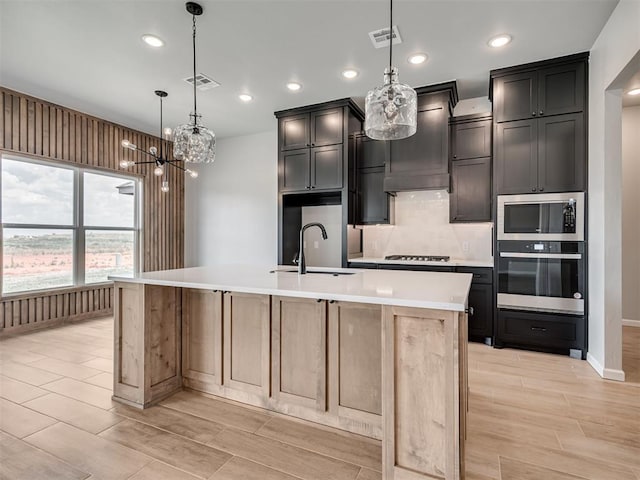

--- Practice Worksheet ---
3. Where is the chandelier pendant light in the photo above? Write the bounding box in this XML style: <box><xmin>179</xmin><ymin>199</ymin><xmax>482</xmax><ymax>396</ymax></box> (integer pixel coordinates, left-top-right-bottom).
<box><xmin>120</xmin><ymin>90</ymin><xmax>198</xmax><ymax>194</ymax></box>
<box><xmin>364</xmin><ymin>0</ymin><xmax>417</xmax><ymax>141</ymax></box>
<box><xmin>173</xmin><ymin>2</ymin><xmax>216</xmax><ymax>164</ymax></box>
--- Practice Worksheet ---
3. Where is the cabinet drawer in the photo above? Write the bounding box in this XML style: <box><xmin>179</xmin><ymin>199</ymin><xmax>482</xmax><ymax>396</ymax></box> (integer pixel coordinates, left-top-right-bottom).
<box><xmin>456</xmin><ymin>267</ymin><xmax>492</xmax><ymax>284</ymax></box>
<box><xmin>497</xmin><ymin>310</ymin><xmax>585</xmax><ymax>351</ymax></box>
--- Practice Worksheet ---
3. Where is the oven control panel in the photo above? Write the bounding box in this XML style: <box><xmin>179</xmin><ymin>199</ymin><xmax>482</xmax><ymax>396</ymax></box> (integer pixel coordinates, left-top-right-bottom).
<box><xmin>498</xmin><ymin>241</ymin><xmax>582</xmax><ymax>254</ymax></box>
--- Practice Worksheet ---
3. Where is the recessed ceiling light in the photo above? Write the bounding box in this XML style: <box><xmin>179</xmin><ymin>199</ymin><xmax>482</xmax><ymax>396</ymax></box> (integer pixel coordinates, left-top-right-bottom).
<box><xmin>628</xmin><ymin>88</ymin><xmax>640</xmax><ymax>96</ymax></box>
<box><xmin>286</xmin><ymin>82</ymin><xmax>302</xmax><ymax>91</ymax></box>
<box><xmin>239</xmin><ymin>94</ymin><xmax>253</xmax><ymax>102</ymax></box>
<box><xmin>488</xmin><ymin>34</ymin><xmax>512</xmax><ymax>48</ymax></box>
<box><xmin>141</xmin><ymin>34</ymin><xmax>164</xmax><ymax>48</ymax></box>
<box><xmin>342</xmin><ymin>69</ymin><xmax>359</xmax><ymax>79</ymax></box>
<box><xmin>408</xmin><ymin>53</ymin><xmax>428</xmax><ymax>65</ymax></box>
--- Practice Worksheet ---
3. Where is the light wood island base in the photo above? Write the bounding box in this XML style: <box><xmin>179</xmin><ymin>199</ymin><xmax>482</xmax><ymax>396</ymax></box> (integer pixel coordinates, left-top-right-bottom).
<box><xmin>113</xmin><ymin>280</ymin><xmax>468</xmax><ymax>480</ymax></box>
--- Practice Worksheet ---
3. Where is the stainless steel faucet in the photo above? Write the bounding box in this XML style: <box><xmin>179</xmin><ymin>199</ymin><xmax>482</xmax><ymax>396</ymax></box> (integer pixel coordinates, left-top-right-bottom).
<box><xmin>296</xmin><ymin>222</ymin><xmax>328</xmax><ymax>274</ymax></box>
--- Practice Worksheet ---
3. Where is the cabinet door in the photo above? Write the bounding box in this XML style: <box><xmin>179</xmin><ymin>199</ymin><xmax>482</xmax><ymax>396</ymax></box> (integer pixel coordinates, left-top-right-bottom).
<box><xmin>311</xmin><ymin>108</ymin><xmax>343</xmax><ymax>147</ymax></box>
<box><xmin>467</xmin><ymin>283</ymin><xmax>493</xmax><ymax>339</ymax></box>
<box><xmin>272</xmin><ymin>296</ymin><xmax>327</xmax><ymax>410</ymax></box>
<box><xmin>223</xmin><ymin>292</ymin><xmax>271</xmax><ymax>397</ymax></box>
<box><xmin>328</xmin><ymin>302</ymin><xmax>382</xmax><ymax>420</ymax></box>
<box><xmin>450</xmin><ymin>157</ymin><xmax>491</xmax><ymax>222</ymax></box>
<box><xmin>182</xmin><ymin>289</ymin><xmax>222</xmax><ymax>391</ymax></box>
<box><xmin>451</xmin><ymin>120</ymin><xmax>491</xmax><ymax>160</ymax></box>
<box><xmin>494</xmin><ymin>119</ymin><xmax>538</xmax><ymax>194</ymax></box>
<box><xmin>279</xmin><ymin>148</ymin><xmax>310</xmax><ymax>192</ymax></box>
<box><xmin>310</xmin><ymin>144</ymin><xmax>343</xmax><ymax>190</ymax></box>
<box><xmin>538</xmin><ymin>62</ymin><xmax>585</xmax><ymax>117</ymax></box>
<box><xmin>537</xmin><ymin>113</ymin><xmax>585</xmax><ymax>193</ymax></box>
<box><xmin>493</xmin><ymin>71</ymin><xmax>538</xmax><ymax>123</ymax></box>
<box><xmin>356</xmin><ymin>135</ymin><xmax>386</xmax><ymax>169</ymax></box>
<box><xmin>358</xmin><ymin>167</ymin><xmax>389</xmax><ymax>224</ymax></box>
<box><xmin>279</xmin><ymin>114</ymin><xmax>310</xmax><ymax>150</ymax></box>
<box><xmin>385</xmin><ymin>96</ymin><xmax>449</xmax><ymax>191</ymax></box>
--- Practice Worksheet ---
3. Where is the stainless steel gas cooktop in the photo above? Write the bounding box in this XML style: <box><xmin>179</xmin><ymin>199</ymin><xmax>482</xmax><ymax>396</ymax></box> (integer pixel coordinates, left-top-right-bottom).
<box><xmin>384</xmin><ymin>255</ymin><xmax>451</xmax><ymax>262</ymax></box>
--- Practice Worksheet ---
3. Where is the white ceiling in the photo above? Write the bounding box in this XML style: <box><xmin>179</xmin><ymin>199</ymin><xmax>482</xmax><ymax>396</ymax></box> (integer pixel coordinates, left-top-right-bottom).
<box><xmin>0</xmin><ymin>0</ymin><xmax>619</xmax><ymax>139</ymax></box>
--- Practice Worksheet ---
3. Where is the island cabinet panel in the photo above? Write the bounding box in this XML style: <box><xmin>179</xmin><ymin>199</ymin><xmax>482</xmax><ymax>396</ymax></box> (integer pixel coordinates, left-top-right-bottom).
<box><xmin>382</xmin><ymin>306</ymin><xmax>467</xmax><ymax>480</ymax></box>
<box><xmin>114</xmin><ymin>282</ymin><xmax>144</xmax><ymax>398</ymax></box>
<box><xmin>182</xmin><ymin>289</ymin><xmax>223</xmax><ymax>390</ymax></box>
<box><xmin>328</xmin><ymin>302</ymin><xmax>382</xmax><ymax>422</ymax></box>
<box><xmin>272</xmin><ymin>296</ymin><xmax>327</xmax><ymax>411</ymax></box>
<box><xmin>223</xmin><ymin>292</ymin><xmax>271</xmax><ymax>397</ymax></box>
<box><xmin>113</xmin><ymin>283</ymin><xmax>182</xmax><ymax>408</ymax></box>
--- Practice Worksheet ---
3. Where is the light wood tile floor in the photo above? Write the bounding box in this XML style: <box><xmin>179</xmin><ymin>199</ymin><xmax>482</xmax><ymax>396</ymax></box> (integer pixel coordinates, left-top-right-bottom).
<box><xmin>1</xmin><ymin>317</ymin><xmax>639</xmax><ymax>480</ymax></box>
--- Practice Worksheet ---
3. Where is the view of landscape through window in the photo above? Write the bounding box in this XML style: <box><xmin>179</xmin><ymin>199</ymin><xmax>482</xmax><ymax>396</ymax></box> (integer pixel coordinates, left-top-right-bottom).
<box><xmin>2</xmin><ymin>157</ymin><xmax>137</xmax><ymax>294</ymax></box>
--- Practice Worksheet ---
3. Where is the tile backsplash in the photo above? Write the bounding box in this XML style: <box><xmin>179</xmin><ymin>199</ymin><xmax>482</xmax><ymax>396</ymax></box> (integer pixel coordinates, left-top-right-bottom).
<box><xmin>360</xmin><ymin>190</ymin><xmax>493</xmax><ymax>262</ymax></box>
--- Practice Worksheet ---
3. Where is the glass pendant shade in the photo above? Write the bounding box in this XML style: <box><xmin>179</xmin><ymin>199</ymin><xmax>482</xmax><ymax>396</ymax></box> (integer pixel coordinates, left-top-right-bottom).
<box><xmin>173</xmin><ymin>118</ymin><xmax>216</xmax><ymax>164</ymax></box>
<box><xmin>365</xmin><ymin>67</ymin><xmax>417</xmax><ymax>141</ymax></box>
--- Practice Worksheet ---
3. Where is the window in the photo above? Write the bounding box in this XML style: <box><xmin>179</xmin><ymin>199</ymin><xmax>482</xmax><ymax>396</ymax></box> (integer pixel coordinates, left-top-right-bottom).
<box><xmin>1</xmin><ymin>156</ymin><xmax>140</xmax><ymax>295</ymax></box>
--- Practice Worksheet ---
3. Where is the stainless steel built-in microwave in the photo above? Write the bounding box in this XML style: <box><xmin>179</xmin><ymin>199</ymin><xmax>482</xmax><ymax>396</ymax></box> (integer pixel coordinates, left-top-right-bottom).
<box><xmin>497</xmin><ymin>192</ymin><xmax>584</xmax><ymax>242</ymax></box>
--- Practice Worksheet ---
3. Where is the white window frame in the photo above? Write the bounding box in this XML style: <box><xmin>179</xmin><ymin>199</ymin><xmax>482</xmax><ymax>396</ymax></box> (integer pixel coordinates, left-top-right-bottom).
<box><xmin>1</xmin><ymin>154</ymin><xmax>142</xmax><ymax>296</ymax></box>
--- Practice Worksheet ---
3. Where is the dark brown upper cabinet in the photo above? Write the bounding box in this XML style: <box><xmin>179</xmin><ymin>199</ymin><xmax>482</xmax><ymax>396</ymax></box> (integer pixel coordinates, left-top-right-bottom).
<box><xmin>451</xmin><ymin>114</ymin><xmax>492</xmax><ymax>161</ymax></box>
<box><xmin>449</xmin><ymin>114</ymin><xmax>492</xmax><ymax>222</ymax></box>
<box><xmin>491</xmin><ymin>53</ymin><xmax>588</xmax><ymax>195</ymax></box>
<box><xmin>383</xmin><ymin>82</ymin><xmax>458</xmax><ymax>193</ymax></box>
<box><xmin>279</xmin><ymin>108</ymin><xmax>343</xmax><ymax>151</ymax></box>
<box><xmin>494</xmin><ymin>114</ymin><xmax>585</xmax><ymax>194</ymax></box>
<box><xmin>354</xmin><ymin>134</ymin><xmax>391</xmax><ymax>224</ymax></box>
<box><xmin>276</xmin><ymin>100</ymin><xmax>362</xmax><ymax>194</ymax></box>
<box><xmin>492</xmin><ymin>58</ymin><xmax>585</xmax><ymax>123</ymax></box>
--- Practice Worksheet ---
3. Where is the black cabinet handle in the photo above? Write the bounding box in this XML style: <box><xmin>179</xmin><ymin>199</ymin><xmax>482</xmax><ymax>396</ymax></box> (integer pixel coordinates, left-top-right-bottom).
<box><xmin>306</xmin><ymin>186</ymin><xmax>310</xmax><ymax>190</ymax></box>
<box><xmin>469</xmin><ymin>306</ymin><xmax>474</xmax><ymax>316</ymax></box>
<box><xmin>453</xmin><ymin>154</ymin><xmax>457</xmax><ymax>159</ymax></box>
<box><xmin>539</xmin><ymin>187</ymin><xmax>544</xmax><ymax>192</ymax></box>
<box><xmin>317</xmin><ymin>299</ymin><xmax>323</xmax><ymax>303</ymax></box>
<box><xmin>532</xmin><ymin>112</ymin><xmax>537</xmax><ymax>116</ymax></box>
<box><xmin>329</xmin><ymin>300</ymin><xmax>336</xmax><ymax>304</ymax></box>
<box><xmin>532</xmin><ymin>187</ymin><xmax>537</xmax><ymax>192</ymax></box>
<box><xmin>531</xmin><ymin>326</ymin><xmax>547</xmax><ymax>332</ymax></box>
<box><xmin>310</xmin><ymin>185</ymin><xmax>316</xmax><ymax>189</ymax></box>
<box><xmin>539</xmin><ymin>110</ymin><xmax>544</xmax><ymax>115</ymax></box>
<box><xmin>311</xmin><ymin>143</ymin><xmax>315</xmax><ymax>146</ymax></box>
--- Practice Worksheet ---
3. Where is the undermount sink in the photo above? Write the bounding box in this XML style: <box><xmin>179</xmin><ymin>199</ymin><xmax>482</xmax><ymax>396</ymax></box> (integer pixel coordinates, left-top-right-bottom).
<box><xmin>270</xmin><ymin>269</ymin><xmax>355</xmax><ymax>276</ymax></box>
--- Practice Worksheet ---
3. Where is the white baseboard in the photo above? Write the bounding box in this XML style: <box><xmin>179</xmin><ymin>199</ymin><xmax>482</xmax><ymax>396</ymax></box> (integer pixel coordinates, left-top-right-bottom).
<box><xmin>587</xmin><ymin>352</ymin><xmax>604</xmax><ymax>377</ymax></box>
<box><xmin>622</xmin><ymin>318</ymin><xmax>640</xmax><ymax>327</ymax></box>
<box><xmin>587</xmin><ymin>353</ymin><xmax>626</xmax><ymax>381</ymax></box>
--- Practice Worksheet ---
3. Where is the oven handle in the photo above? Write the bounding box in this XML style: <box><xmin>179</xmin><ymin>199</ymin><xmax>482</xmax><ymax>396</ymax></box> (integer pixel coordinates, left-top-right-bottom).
<box><xmin>499</xmin><ymin>252</ymin><xmax>582</xmax><ymax>259</ymax></box>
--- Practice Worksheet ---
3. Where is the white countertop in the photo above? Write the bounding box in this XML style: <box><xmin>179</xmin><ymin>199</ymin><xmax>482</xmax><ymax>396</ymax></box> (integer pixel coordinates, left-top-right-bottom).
<box><xmin>110</xmin><ymin>265</ymin><xmax>472</xmax><ymax>312</ymax></box>
<box><xmin>348</xmin><ymin>257</ymin><xmax>494</xmax><ymax>268</ymax></box>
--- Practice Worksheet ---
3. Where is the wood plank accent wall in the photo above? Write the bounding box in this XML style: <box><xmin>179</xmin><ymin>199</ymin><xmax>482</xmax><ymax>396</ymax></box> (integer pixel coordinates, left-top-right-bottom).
<box><xmin>0</xmin><ymin>87</ymin><xmax>185</xmax><ymax>334</ymax></box>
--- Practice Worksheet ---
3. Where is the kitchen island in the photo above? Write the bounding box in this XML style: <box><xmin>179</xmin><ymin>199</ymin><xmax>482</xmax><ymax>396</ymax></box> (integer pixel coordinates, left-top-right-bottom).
<box><xmin>111</xmin><ymin>265</ymin><xmax>471</xmax><ymax>480</ymax></box>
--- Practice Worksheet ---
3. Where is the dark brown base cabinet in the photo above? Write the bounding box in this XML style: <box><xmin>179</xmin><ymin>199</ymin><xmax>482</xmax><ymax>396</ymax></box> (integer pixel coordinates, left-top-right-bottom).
<box><xmin>349</xmin><ymin>263</ymin><xmax>494</xmax><ymax>341</ymax></box>
<box><xmin>495</xmin><ymin>310</ymin><xmax>586</xmax><ymax>359</ymax></box>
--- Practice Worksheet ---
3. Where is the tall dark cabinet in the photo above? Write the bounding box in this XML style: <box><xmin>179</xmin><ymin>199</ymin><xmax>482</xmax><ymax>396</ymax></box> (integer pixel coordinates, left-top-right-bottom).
<box><xmin>491</xmin><ymin>53</ymin><xmax>588</xmax><ymax>195</ymax></box>
<box><xmin>490</xmin><ymin>52</ymin><xmax>589</xmax><ymax>357</ymax></box>
<box><xmin>275</xmin><ymin>99</ymin><xmax>364</xmax><ymax>266</ymax></box>
<box><xmin>449</xmin><ymin>113</ymin><xmax>492</xmax><ymax>222</ymax></box>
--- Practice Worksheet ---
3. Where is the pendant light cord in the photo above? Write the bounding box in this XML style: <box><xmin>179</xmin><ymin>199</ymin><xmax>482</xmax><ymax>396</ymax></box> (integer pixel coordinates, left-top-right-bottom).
<box><xmin>192</xmin><ymin>14</ymin><xmax>197</xmax><ymax>122</ymax></box>
<box><xmin>389</xmin><ymin>0</ymin><xmax>393</xmax><ymax>70</ymax></box>
<box><xmin>159</xmin><ymin>96</ymin><xmax>163</xmax><ymax>160</ymax></box>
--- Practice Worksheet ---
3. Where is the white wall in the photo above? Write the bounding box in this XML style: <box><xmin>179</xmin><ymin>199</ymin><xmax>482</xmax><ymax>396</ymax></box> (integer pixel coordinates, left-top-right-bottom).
<box><xmin>622</xmin><ymin>106</ymin><xmax>640</xmax><ymax>322</ymax></box>
<box><xmin>360</xmin><ymin>190</ymin><xmax>493</xmax><ymax>263</ymax></box>
<box><xmin>587</xmin><ymin>0</ymin><xmax>640</xmax><ymax>380</ymax></box>
<box><xmin>184</xmin><ymin>130</ymin><xmax>278</xmax><ymax>267</ymax></box>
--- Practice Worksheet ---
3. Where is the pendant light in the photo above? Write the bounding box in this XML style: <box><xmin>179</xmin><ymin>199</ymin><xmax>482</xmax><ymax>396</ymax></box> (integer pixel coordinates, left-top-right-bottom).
<box><xmin>120</xmin><ymin>90</ymin><xmax>198</xmax><ymax>194</ymax></box>
<box><xmin>364</xmin><ymin>0</ymin><xmax>417</xmax><ymax>141</ymax></box>
<box><xmin>173</xmin><ymin>2</ymin><xmax>216</xmax><ymax>164</ymax></box>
